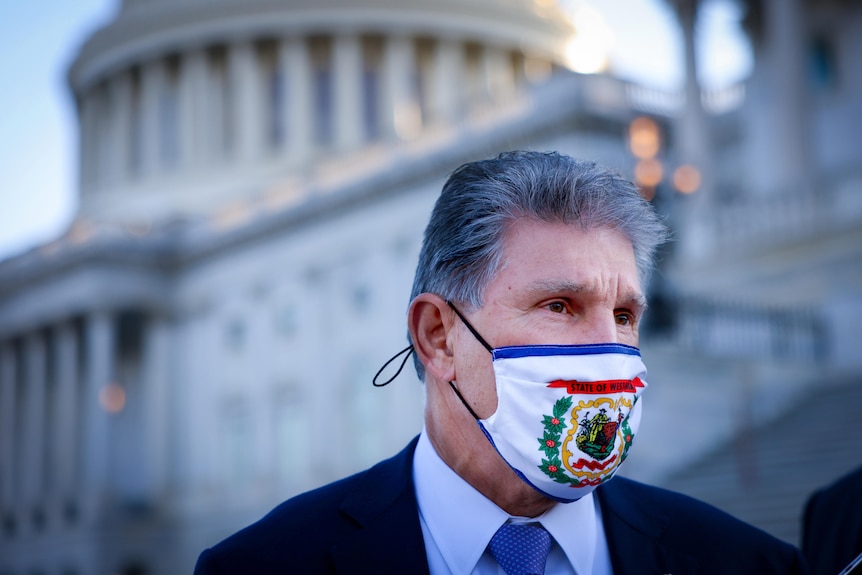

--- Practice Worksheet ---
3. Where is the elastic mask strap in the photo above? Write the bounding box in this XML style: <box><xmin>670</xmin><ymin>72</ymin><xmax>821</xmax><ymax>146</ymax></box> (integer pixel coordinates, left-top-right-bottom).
<box><xmin>446</xmin><ymin>300</ymin><xmax>494</xmax><ymax>354</ymax></box>
<box><xmin>448</xmin><ymin>381</ymin><xmax>481</xmax><ymax>421</ymax></box>
<box><xmin>372</xmin><ymin>345</ymin><xmax>414</xmax><ymax>387</ymax></box>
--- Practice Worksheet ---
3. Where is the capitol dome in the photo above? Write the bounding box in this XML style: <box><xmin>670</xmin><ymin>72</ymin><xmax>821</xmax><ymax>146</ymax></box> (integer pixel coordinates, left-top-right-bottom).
<box><xmin>68</xmin><ymin>0</ymin><xmax>576</xmax><ymax>224</ymax></box>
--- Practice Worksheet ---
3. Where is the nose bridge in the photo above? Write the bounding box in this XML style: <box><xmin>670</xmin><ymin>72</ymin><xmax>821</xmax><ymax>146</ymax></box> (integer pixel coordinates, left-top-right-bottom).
<box><xmin>583</xmin><ymin>310</ymin><xmax>617</xmax><ymax>344</ymax></box>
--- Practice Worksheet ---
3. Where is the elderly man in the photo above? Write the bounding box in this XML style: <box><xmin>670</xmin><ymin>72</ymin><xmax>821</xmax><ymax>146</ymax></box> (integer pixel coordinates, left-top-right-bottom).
<box><xmin>195</xmin><ymin>152</ymin><xmax>807</xmax><ymax>574</ymax></box>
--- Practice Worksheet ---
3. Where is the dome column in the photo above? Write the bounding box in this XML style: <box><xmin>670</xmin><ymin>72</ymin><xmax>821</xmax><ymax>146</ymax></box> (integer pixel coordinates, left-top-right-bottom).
<box><xmin>381</xmin><ymin>35</ymin><xmax>418</xmax><ymax>141</ymax></box>
<box><xmin>140</xmin><ymin>314</ymin><xmax>170</xmax><ymax>497</ymax></box>
<box><xmin>140</xmin><ymin>58</ymin><xmax>167</xmax><ymax>177</ymax></box>
<box><xmin>21</xmin><ymin>333</ymin><xmax>47</xmax><ymax>515</ymax></box>
<box><xmin>180</xmin><ymin>49</ymin><xmax>209</xmax><ymax>169</ymax></box>
<box><xmin>82</xmin><ymin>311</ymin><xmax>115</xmax><ymax>521</ymax></box>
<box><xmin>228</xmin><ymin>41</ymin><xmax>266</xmax><ymax>163</ymax></box>
<box><xmin>764</xmin><ymin>0</ymin><xmax>810</xmax><ymax>194</ymax></box>
<box><xmin>0</xmin><ymin>344</ymin><xmax>17</xmax><ymax>514</ymax></box>
<box><xmin>481</xmin><ymin>46</ymin><xmax>515</xmax><ymax>105</ymax></box>
<box><xmin>52</xmin><ymin>322</ymin><xmax>80</xmax><ymax>512</ymax></box>
<box><xmin>279</xmin><ymin>37</ymin><xmax>314</xmax><ymax>162</ymax></box>
<box><xmin>333</xmin><ymin>33</ymin><xmax>364</xmax><ymax>151</ymax></box>
<box><xmin>429</xmin><ymin>38</ymin><xmax>464</xmax><ymax>125</ymax></box>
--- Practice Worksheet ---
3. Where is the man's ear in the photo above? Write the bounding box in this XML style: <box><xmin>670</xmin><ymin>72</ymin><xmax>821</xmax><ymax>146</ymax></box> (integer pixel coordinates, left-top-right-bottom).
<box><xmin>408</xmin><ymin>293</ymin><xmax>456</xmax><ymax>383</ymax></box>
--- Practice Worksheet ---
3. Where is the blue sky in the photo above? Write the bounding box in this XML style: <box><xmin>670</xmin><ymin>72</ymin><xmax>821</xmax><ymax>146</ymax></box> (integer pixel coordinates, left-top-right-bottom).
<box><xmin>0</xmin><ymin>0</ymin><xmax>750</xmax><ymax>261</ymax></box>
<box><xmin>0</xmin><ymin>0</ymin><xmax>117</xmax><ymax>260</ymax></box>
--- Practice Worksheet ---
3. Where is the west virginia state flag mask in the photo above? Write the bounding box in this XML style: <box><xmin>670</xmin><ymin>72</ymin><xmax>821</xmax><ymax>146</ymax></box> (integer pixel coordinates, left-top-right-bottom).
<box><xmin>448</xmin><ymin>302</ymin><xmax>647</xmax><ymax>503</ymax></box>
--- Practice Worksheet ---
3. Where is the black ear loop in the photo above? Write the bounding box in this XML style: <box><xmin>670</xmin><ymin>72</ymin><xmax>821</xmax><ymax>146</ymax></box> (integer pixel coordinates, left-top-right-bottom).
<box><xmin>446</xmin><ymin>300</ymin><xmax>493</xmax><ymax>353</ymax></box>
<box><xmin>371</xmin><ymin>302</ymin><xmax>493</xmax><ymax>423</ymax></box>
<box><xmin>372</xmin><ymin>345</ymin><xmax>414</xmax><ymax>387</ymax></box>
<box><xmin>446</xmin><ymin>300</ymin><xmax>494</xmax><ymax>420</ymax></box>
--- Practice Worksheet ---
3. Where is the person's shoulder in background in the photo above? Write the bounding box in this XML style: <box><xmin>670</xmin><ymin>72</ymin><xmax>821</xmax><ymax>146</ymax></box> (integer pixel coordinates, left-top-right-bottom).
<box><xmin>803</xmin><ymin>465</ymin><xmax>862</xmax><ymax>575</ymax></box>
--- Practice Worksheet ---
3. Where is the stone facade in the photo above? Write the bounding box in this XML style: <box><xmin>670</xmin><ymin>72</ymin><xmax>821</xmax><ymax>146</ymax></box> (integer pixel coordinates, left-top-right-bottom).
<box><xmin>2</xmin><ymin>0</ymin><xmax>861</xmax><ymax>572</ymax></box>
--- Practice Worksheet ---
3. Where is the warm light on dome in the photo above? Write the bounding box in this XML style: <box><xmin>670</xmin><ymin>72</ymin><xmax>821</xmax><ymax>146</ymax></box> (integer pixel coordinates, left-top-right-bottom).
<box><xmin>563</xmin><ymin>4</ymin><xmax>614</xmax><ymax>74</ymax></box>
<box><xmin>99</xmin><ymin>383</ymin><xmax>126</xmax><ymax>414</ymax></box>
<box><xmin>635</xmin><ymin>158</ymin><xmax>663</xmax><ymax>188</ymax></box>
<box><xmin>628</xmin><ymin>116</ymin><xmax>661</xmax><ymax>159</ymax></box>
<box><xmin>673</xmin><ymin>164</ymin><xmax>702</xmax><ymax>194</ymax></box>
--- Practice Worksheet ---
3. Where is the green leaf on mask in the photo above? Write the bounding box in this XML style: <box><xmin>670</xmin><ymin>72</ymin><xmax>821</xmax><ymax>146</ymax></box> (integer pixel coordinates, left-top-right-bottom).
<box><xmin>542</xmin><ymin>414</ymin><xmax>566</xmax><ymax>434</ymax></box>
<box><xmin>553</xmin><ymin>396</ymin><xmax>573</xmax><ymax>419</ymax></box>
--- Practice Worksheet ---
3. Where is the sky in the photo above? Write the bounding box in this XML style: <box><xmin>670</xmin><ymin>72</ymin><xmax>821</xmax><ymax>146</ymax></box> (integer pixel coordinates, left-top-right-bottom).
<box><xmin>0</xmin><ymin>0</ymin><xmax>751</xmax><ymax>261</ymax></box>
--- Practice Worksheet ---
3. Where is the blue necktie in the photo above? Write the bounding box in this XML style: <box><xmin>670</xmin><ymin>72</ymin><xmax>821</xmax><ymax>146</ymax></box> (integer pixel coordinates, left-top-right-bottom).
<box><xmin>488</xmin><ymin>522</ymin><xmax>552</xmax><ymax>575</ymax></box>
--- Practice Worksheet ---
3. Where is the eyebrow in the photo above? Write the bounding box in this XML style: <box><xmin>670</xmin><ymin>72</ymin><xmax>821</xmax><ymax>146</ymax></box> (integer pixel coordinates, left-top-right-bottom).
<box><xmin>525</xmin><ymin>279</ymin><xmax>648</xmax><ymax>309</ymax></box>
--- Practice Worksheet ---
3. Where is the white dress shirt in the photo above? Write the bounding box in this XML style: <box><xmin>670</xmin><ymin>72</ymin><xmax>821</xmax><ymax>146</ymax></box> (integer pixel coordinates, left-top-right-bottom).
<box><xmin>413</xmin><ymin>430</ymin><xmax>614</xmax><ymax>575</ymax></box>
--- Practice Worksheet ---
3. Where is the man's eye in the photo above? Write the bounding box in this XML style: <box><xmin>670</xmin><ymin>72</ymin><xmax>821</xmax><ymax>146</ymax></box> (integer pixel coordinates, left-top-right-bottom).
<box><xmin>615</xmin><ymin>311</ymin><xmax>634</xmax><ymax>326</ymax></box>
<box><xmin>547</xmin><ymin>302</ymin><xmax>566</xmax><ymax>314</ymax></box>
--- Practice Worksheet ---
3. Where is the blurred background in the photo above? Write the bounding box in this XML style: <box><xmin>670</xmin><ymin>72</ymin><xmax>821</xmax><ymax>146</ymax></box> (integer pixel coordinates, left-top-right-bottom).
<box><xmin>0</xmin><ymin>0</ymin><xmax>860</xmax><ymax>573</ymax></box>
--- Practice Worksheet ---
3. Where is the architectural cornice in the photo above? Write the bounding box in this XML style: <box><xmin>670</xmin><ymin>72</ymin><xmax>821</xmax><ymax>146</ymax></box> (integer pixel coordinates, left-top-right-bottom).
<box><xmin>68</xmin><ymin>0</ymin><xmax>573</xmax><ymax>94</ymax></box>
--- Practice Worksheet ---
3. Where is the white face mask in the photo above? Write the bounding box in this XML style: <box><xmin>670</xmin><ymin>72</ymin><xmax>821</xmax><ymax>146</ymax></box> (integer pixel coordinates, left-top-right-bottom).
<box><xmin>448</xmin><ymin>302</ymin><xmax>647</xmax><ymax>503</ymax></box>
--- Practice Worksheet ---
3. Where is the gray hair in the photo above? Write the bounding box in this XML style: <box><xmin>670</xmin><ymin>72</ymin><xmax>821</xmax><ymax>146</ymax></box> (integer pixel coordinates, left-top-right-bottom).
<box><xmin>409</xmin><ymin>150</ymin><xmax>669</xmax><ymax>379</ymax></box>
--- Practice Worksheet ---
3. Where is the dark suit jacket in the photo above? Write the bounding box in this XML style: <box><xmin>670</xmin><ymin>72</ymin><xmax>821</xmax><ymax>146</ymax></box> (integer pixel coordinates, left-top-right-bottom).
<box><xmin>803</xmin><ymin>465</ymin><xmax>862</xmax><ymax>575</ymax></box>
<box><xmin>195</xmin><ymin>437</ymin><xmax>808</xmax><ymax>574</ymax></box>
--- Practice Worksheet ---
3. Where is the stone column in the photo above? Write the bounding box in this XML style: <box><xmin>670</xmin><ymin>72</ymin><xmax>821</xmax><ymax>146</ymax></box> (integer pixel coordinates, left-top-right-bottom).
<box><xmin>141</xmin><ymin>314</ymin><xmax>170</xmax><ymax>497</ymax></box>
<box><xmin>279</xmin><ymin>37</ymin><xmax>313</xmax><ymax>161</ymax></box>
<box><xmin>140</xmin><ymin>58</ymin><xmax>166</xmax><ymax>176</ymax></box>
<box><xmin>764</xmin><ymin>0</ymin><xmax>810</xmax><ymax>194</ymax></box>
<box><xmin>228</xmin><ymin>40</ymin><xmax>265</xmax><ymax>163</ymax></box>
<box><xmin>333</xmin><ymin>33</ymin><xmax>363</xmax><ymax>151</ymax></box>
<box><xmin>481</xmin><ymin>46</ymin><xmax>514</xmax><ymax>105</ymax></box>
<box><xmin>430</xmin><ymin>38</ymin><xmax>463</xmax><ymax>125</ymax></box>
<box><xmin>180</xmin><ymin>49</ymin><xmax>209</xmax><ymax>169</ymax></box>
<box><xmin>82</xmin><ymin>311</ymin><xmax>115</xmax><ymax>518</ymax></box>
<box><xmin>108</xmin><ymin>71</ymin><xmax>133</xmax><ymax>186</ymax></box>
<box><xmin>53</xmin><ymin>323</ymin><xmax>79</xmax><ymax>504</ymax></box>
<box><xmin>23</xmin><ymin>333</ymin><xmax>47</xmax><ymax>506</ymax></box>
<box><xmin>0</xmin><ymin>344</ymin><xmax>17</xmax><ymax>509</ymax></box>
<box><xmin>381</xmin><ymin>35</ymin><xmax>418</xmax><ymax>141</ymax></box>
<box><xmin>674</xmin><ymin>0</ymin><xmax>713</xmax><ymax>260</ymax></box>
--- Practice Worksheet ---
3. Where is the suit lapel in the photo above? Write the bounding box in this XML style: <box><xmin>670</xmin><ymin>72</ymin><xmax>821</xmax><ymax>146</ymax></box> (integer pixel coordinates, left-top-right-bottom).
<box><xmin>597</xmin><ymin>478</ymin><xmax>698</xmax><ymax>575</ymax></box>
<box><xmin>329</xmin><ymin>437</ymin><xmax>431</xmax><ymax>575</ymax></box>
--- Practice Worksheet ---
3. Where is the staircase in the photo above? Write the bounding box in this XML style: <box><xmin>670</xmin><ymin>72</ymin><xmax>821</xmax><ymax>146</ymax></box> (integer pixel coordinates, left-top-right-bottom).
<box><xmin>656</xmin><ymin>378</ymin><xmax>862</xmax><ymax>545</ymax></box>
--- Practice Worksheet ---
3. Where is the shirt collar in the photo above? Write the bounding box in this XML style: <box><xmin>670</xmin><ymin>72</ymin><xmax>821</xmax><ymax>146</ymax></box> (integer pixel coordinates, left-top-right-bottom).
<box><xmin>413</xmin><ymin>429</ymin><xmax>601</xmax><ymax>575</ymax></box>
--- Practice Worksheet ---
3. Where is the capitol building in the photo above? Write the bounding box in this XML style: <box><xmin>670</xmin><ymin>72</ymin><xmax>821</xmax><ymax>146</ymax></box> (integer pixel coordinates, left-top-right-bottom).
<box><xmin>1</xmin><ymin>0</ymin><xmax>861</xmax><ymax>573</ymax></box>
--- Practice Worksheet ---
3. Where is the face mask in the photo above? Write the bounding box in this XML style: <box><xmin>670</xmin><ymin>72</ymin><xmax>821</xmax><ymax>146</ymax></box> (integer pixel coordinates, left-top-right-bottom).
<box><xmin>448</xmin><ymin>302</ymin><xmax>647</xmax><ymax>503</ymax></box>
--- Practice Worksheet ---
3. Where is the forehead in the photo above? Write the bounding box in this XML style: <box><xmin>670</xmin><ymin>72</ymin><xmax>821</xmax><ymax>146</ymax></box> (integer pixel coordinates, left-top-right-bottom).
<box><xmin>492</xmin><ymin>219</ymin><xmax>642</xmax><ymax>299</ymax></box>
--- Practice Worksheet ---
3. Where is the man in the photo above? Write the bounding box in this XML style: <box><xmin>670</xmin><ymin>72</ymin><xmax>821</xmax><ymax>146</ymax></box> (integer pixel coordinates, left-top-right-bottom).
<box><xmin>802</xmin><ymin>465</ymin><xmax>862</xmax><ymax>575</ymax></box>
<box><xmin>195</xmin><ymin>151</ymin><xmax>807</xmax><ymax>574</ymax></box>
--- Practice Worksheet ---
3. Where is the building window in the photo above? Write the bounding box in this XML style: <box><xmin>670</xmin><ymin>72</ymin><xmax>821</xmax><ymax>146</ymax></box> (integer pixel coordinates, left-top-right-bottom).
<box><xmin>351</xmin><ymin>284</ymin><xmax>372</xmax><ymax>314</ymax></box>
<box><xmin>810</xmin><ymin>35</ymin><xmax>837</xmax><ymax>91</ymax></box>
<box><xmin>225</xmin><ymin>318</ymin><xmax>246</xmax><ymax>352</ymax></box>
<box><xmin>273</xmin><ymin>305</ymin><xmax>299</xmax><ymax>338</ymax></box>
<box><xmin>117</xmin><ymin>560</ymin><xmax>149</xmax><ymax>575</ymax></box>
